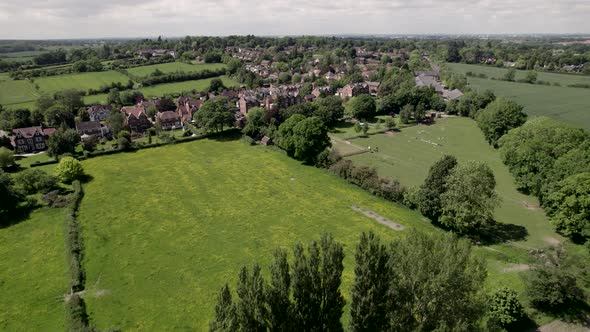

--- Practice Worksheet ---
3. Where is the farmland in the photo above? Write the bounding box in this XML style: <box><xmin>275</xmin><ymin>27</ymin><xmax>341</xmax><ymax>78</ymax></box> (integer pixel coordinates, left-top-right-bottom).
<box><xmin>84</xmin><ymin>76</ymin><xmax>239</xmax><ymax>104</ymax></box>
<box><xmin>0</xmin><ymin>73</ymin><xmax>39</xmax><ymax>105</ymax></box>
<box><xmin>0</xmin><ymin>208</ymin><xmax>68</xmax><ymax>331</ymax></box>
<box><xmin>126</xmin><ymin>62</ymin><xmax>226</xmax><ymax>77</ymax></box>
<box><xmin>34</xmin><ymin>71</ymin><xmax>131</xmax><ymax>95</ymax></box>
<box><xmin>446</xmin><ymin>63</ymin><xmax>590</xmax><ymax>130</ymax></box>
<box><xmin>78</xmin><ymin>138</ymin><xmax>434</xmax><ymax>331</ymax></box>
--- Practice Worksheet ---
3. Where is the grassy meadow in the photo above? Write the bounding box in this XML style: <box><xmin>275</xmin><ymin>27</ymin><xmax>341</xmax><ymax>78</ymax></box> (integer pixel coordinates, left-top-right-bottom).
<box><xmin>84</xmin><ymin>76</ymin><xmax>239</xmax><ymax>104</ymax></box>
<box><xmin>126</xmin><ymin>62</ymin><xmax>226</xmax><ymax>77</ymax></box>
<box><xmin>0</xmin><ymin>208</ymin><xmax>68</xmax><ymax>331</ymax></box>
<box><xmin>446</xmin><ymin>63</ymin><xmax>590</xmax><ymax>130</ymax></box>
<box><xmin>0</xmin><ymin>73</ymin><xmax>39</xmax><ymax>105</ymax></box>
<box><xmin>78</xmin><ymin>138</ymin><xmax>434</xmax><ymax>331</ymax></box>
<box><xmin>34</xmin><ymin>71</ymin><xmax>131</xmax><ymax>95</ymax></box>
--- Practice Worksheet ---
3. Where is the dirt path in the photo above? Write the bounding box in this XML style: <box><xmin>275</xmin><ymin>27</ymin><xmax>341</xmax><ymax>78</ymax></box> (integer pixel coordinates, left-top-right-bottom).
<box><xmin>530</xmin><ymin>320</ymin><xmax>590</xmax><ymax>332</ymax></box>
<box><xmin>331</xmin><ymin>136</ymin><xmax>367</xmax><ymax>151</ymax></box>
<box><xmin>352</xmin><ymin>205</ymin><xmax>404</xmax><ymax>231</ymax></box>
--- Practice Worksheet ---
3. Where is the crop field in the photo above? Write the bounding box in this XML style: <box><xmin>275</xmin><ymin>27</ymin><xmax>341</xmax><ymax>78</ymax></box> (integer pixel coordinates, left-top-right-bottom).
<box><xmin>0</xmin><ymin>208</ymin><xmax>68</xmax><ymax>331</ymax></box>
<box><xmin>84</xmin><ymin>76</ymin><xmax>239</xmax><ymax>104</ymax></box>
<box><xmin>446</xmin><ymin>63</ymin><xmax>590</xmax><ymax>130</ymax></box>
<box><xmin>78</xmin><ymin>138</ymin><xmax>436</xmax><ymax>330</ymax></box>
<box><xmin>34</xmin><ymin>71</ymin><xmax>131</xmax><ymax>95</ymax></box>
<box><xmin>126</xmin><ymin>62</ymin><xmax>226</xmax><ymax>77</ymax></box>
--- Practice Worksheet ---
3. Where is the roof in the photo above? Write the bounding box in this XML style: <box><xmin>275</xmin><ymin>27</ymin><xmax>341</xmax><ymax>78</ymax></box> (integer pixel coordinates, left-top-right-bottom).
<box><xmin>443</xmin><ymin>89</ymin><xmax>464</xmax><ymax>100</ymax></box>
<box><xmin>261</xmin><ymin>136</ymin><xmax>272</xmax><ymax>144</ymax></box>
<box><xmin>157</xmin><ymin>111</ymin><xmax>181</xmax><ymax>121</ymax></box>
<box><xmin>121</xmin><ymin>106</ymin><xmax>147</xmax><ymax>119</ymax></box>
<box><xmin>12</xmin><ymin>126</ymin><xmax>56</xmax><ymax>138</ymax></box>
<box><xmin>76</xmin><ymin>121</ymin><xmax>102</xmax><ymax>131</ymax></box>
<box><xmin>87</xmin><ymin>105</ymin><xmax>112</xmax><ymax>115</ymax></box>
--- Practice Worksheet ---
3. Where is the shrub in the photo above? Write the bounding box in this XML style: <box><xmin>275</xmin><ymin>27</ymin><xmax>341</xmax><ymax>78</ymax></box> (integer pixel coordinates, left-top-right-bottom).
<box><xmin>55</xmin><ymin>157</ymin><xmax>85</xmax><ymax>184</ymax></box>
<box><xmin>13</xmin><ymin>168</ymin><xmax>58</xmax><ymax>195</ymax></box>
<box><xmin>525</xmin><ymin>264</ymin><xmax>584</xmax><ymax>311</ymax></box>
<box><xmin>0</xmin><ymin>147</ymin><xmax>15</xmax><ymax>169</ymax></box>
<box><xmin>488</xmin><ymin>288</ymin><xmax>526</xmax><ymax>328</ymax></box>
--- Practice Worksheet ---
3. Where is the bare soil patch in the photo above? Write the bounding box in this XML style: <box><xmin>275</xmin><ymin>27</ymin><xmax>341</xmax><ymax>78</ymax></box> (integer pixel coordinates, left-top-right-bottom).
<box><xmin>502</xmin><ymin>264</ymin><xmax>531</xmax><ymax>273</ymax></box>
<box><xmin>352</xmin><ymin>205</ymin><xmax>404</xmax><ymax>231</ymax></box>
<box><xmin>530</xmin><ymin>320</ymin><xmax>590</xmax><ymax>332</ymax></box>
<box><xmin>544</xmin><ymin>236</ymin><xmax>561</xmax><ymax>246</ymax></box>
<box><xmin>522</xmin><ymin>201</ymin><xmax>540</xmax><ymax>210</ymax></box>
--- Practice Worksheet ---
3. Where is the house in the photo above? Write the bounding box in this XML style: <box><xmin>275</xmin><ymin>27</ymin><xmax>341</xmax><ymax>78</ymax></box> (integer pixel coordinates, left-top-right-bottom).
<box><xmin>339</xmin><ymin>83</ymin><xmax>370</xmax><ymax>98</ymax></box>
<box><xmin>366</xmin><ymin>82</ymin><xmax>380</xmax><ymax>95</ymax></box>
<box><xmin>156</xmin><ymin>111</ymin><xmax>182</xmax><ymax>130</ymax></box>
<box><xmin>239</xmin><ymin>95</ymin><xmax>260</xmax><ymax>115</ymax></box>
<box><xmin>312</xmin><ymin>86</ymin><xmax>335</xmax><ymax>98</ymax></box>
<box><xmin>120</xmin><ymin>106</ymin><xmax>153</xmax><ymax>133</ymax></box>
<box><xmin>75</xmin><ymin>121</ymin><xmax>110</xmax><ymax>138</ymax></box>
<box><xmin>10</xmin><ymin>126</ymin><xmax>56</xmax><ymax>154</ymax></box>
<box><xmin>261</xmin><ymin>136</ymin><xmax>273</xmax><ymax>146</ymax></box>
<box><xmin>87</xmin><ymin>105</ymin><xmax>113</xmax><ymax>122</ymax></box>
<box><xmin>442</xmin><ymin>89</ymin><xmax>464</xmax><ymax>101</ymax></box>
<box><xmin>177</xmin><ymin>96</ymin><xmax>203</xmax><ymax>122</ymax></box>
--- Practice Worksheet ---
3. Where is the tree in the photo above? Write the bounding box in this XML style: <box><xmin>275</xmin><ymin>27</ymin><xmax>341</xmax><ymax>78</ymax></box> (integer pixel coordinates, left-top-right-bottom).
<box><xmin>209</xmin><ymin>78</ymin><xmax>226</xmax><ymax>93</ymax></box>
<box><xmin>106</xmin><ymin>88</ymin><xmax>121</xmax><ymax>106</ymax></box>
<box><xmin>106</xmin><ymin>112</ymin><xmax>125</xmax><ymax>138</ymax></box>
<box><xmin>117</xmin><ymin>130</ymin><xmax>132</xmax><ymax>150</ymax></box>
<box><xmin>194</xmin><ymin>98</ymin><xmax>234</xmax><ymax>132</ymax></box>
<box><xmin>440</xmin><ymin>161</ymin><xmax>499</xmax><ymax>233</ymax></box>
<box><xmin>0</xmin><ymin>147</ymin><xmax>15</xmax><ymax>170</ymax></box>
<box><xmin>387</xmin><ymin>231</ymin><xmax>487</xmax><ymax>331</ymax></box>
<box><xmin>0</xmin><ymin>169</ymin><xmax>22</xmax><ymax>218</ymax></box>
<box><xmin>544</xmin><ymin>172</ymin><xmax>590</xmax><ymax>241</ymax></box>
<box><xmin>503</xmin><ymin>68</ymin><xmax>516</xmax><ymax>81</ymax></box>
<box><xmin>146</xmin><ymin>105</ymin><xmax>158</xmax><ymax>119</ymax></box>
<box><xmin>13</xmin><ymin>168</ymin><xmax>58</xmax><ymax>195</ymax></box>
<box><xmin>488</xmin><ymin>288</ymin><xmax>526</xmax><ymax>329</ymax></box>
<box><xmin>81</xmin><ymin>135</ymin><xmax>99</xmax><ymax>152</ymax></box>
<box><xmin>476</xmin><ymin>98</ymin><xmax>527</xmax><ymax>146</ymax></box>
<box><xmin>54</xmin><ymin>89</ymin><xmax>84</xmax><ymax>114</ymax></box>
<box><xmin>0</xmin><ymin>108</ymin><xmax>32</xmax><ymax>131</ymax></box>
<box><xmin>242</xmin><ymin>107</ymin><xmax>266</xmax><ymax>138</ymax></box>
<box><xmin>361</xmin><ymin>123</ymin><xmax>369</xmax><ymax>135</ymax></box>
<box><xmin>279</xmin><ymin>116</ymin><xmax>331</xmax><ymax>164</ymax></box>
<box><xmin>47</xmin><ymin>128</ymin><xmax>80</xmax><ymax>158</ymax></box>
<box><xmin>350</xmin><ymin>232</ymin><xmax>389</xmax><ymax>332</ymax></box>
<box><xmin>399</xmin><ymin>104</ymin><xmax>413</xmax><ymax>124</ymax></box>
<box><xmin>313</xmin><ymin>96</ymin><xmax>344</xmax><ymax>126</ymax></box>
<box><xmin>525</xmin><ymin>70</ymin><xmax>538</xmax><ymax>84</ymax></box>
<box><xmin>416</xmin><ymin>155</ymin><xmax>458</xmax><ymax>221</ymax></box>
<box><xmin>45</xmin><ymin>105</ymin><xmax>75</xmax><ymax>128</ymax></box>
<box><xmin>235</xmin><ymin>265</ymin><xmax>268</xmax><ymax>331</ymax></box>
<box><xmin>292</xmin><ymin>234</ymin><xmax>345</xmax><ymax>331</ymax></box>
<box><xmin>156</xmin><ymin>97</ymin><xmax>176</xmax><ymax>113</ymax></box>
<box><xmin>266</xmin><ymin>249</ymin><xmax>292</xmax><ymax>331</ymax></box>
<box><xmin>348</xmin><ymin>95</ymin><xmax>376</xmax><ymax>120</ymax></box>
<box><xmin>385</xmin><ymin>117</ymin><xmax>396</xmax><ymax>130</ymax></box>
<box><xmin>55</xmin><ymin>157</ymin><xmax>84</xmax><ymax>183</ymax></box>
<box><xmin>210</xmin><ymin>284</ymin><xmax>238</xmax><ymax>332</ymax></box>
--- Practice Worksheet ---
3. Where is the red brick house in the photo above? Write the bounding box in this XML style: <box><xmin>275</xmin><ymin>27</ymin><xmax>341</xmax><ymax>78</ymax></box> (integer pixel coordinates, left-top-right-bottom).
<box><xmin>239</xmin><ymin>95</ymin><xmax>259</xmax><ymax>115</ymax></box>
<box><xmin>10</xmin><ymin>126</ymin><xmax>56</xmax><ymax>154</ymax></box>
<box><xmin>156</xmin><ymin>111</ymin><xmax>182</xmax><ymax>130</ymax></box>
<box><xmin>120</xmin><ymin>106</ymin><xmax>153</xmax><ymax>133</ymax></box>
<box><xmin>177</xmin><ymin>96</ymin><xmax>203</xmax><ymax>122</ymax></box>
<box><xmin>338</xmin><ymin>83</ymin><xmax>370</xmax><ymax>99</ymax></box>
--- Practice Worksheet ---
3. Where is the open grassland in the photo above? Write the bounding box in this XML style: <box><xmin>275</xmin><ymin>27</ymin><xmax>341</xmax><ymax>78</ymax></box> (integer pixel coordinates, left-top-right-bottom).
<box><xmin>84</xmin><ymin>76</ymin><xmax>239</xmax><ymax>105</ymax></box>
<box><xmin>446</xmin><ymin>63</ymin><xmax>590</xmax><ymax>130</ymax></box>
<box><xmin>78</xmin><ymin>138</ymin><xmax>434</xmax><ymax>331</ymax></box>
<box><xmin>34</xmin><ymin>71</ymin><xmax>130</xmax><ymax>95</ymax></box>
<box><xmin>0</xmin><ymin>208</ymin><xmax>68</xmax><ymax>331</ymax></box>
<box><xmin>126</xmin><ymin>62</ymin><xmax>226</xmax><ymax>78</ymax></box>
<box><xmin>0</xmin><ymin>74</ymin><xmax>39</xmax><ymax>105</ymax></box>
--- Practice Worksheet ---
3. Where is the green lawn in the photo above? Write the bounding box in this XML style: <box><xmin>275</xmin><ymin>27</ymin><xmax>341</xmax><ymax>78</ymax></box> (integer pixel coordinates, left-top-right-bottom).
<box><xmin>0</xmin><ymin>75</ymin><xmax>39</xmax><ymax>105</ymax></box>
<box><xmin>446</xmin><ymin>63</ymin><xmax>590</xmax><ymax>130</ymax></box>
<box><xmin>34</xmin><ymin>71</ymin><xmax>131</xmax><ymax>95</ymax></box>
<box><xmin>0</xmin><ymin>208</ymin><xmax>68</xmax><ymax>331</ymax></box>
<box><xmin>84</xmin><ymin>76</ymin><xmax>239</xmax><ymax>104</ymax></box>
<box><xmin>78</xmin><ymin>138</ymin><xmax>434</xmax><ymax>331</ymax></box>
<box><xmin>126</xmin><ymin>62</ymin><xmax>226</xmax><ymax>78</ymax></box>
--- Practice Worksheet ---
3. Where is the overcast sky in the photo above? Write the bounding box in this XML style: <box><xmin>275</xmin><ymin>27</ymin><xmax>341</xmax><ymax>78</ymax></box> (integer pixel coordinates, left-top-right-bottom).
<box><xmin>1</xmin><ymin>0</ymin><xmax>589</xmax><ymax>39</ymax></box>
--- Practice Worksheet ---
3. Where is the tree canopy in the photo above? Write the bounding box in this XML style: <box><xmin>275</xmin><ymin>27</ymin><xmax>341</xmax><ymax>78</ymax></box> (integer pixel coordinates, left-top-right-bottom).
<box><xmin>476</xmin><ymin>98</ymin><xmax>527</xmax><ymax>146</ymax></box>
<box><xmin>194</xmin><ymin>98</ymin><xmax>235</xmax><ymax>133</ymax></box>
<box><xmin>278</xmin><ymin>115</ymin><xmax>331</xmax><ymax>164</ymax></box>
<box><xmin>347</xmin><ymin>95</ymin><xmax>376</xmax><ymax>120</ymax></box>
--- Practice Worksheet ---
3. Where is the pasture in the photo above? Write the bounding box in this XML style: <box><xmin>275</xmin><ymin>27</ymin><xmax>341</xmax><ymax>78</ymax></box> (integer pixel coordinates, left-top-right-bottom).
<box><xmin>34</xmin><ymin>71</ymin><xmax>131</xmax><ymax>95</ymax></box>
<box><xmin>126</xmin><ymin>62</ymin><xmax>226</xmax><ymax>77</ymax></box>
<box><xmin>0</xmin><ymin>208</ymin><xmax>68</xmax><ymax>331</ymax></box>
<box><xmin>0</xmin><ymin>73</ymin><xmax>38</xmax><ymax>105</ymax></box>
<box><xmin>78</xmin><ymin>138</ymin><xmax>434</xmax><ymax>330</ymax></box>
<box><xmin>83</xmin><ymin>76</ymin><xmax>239</xmax><ymax>104</ymax></box>
<box><xmin>446</xmin><ymin>63</ymin><xmax>590</xmax><ymax>130</ymax></box>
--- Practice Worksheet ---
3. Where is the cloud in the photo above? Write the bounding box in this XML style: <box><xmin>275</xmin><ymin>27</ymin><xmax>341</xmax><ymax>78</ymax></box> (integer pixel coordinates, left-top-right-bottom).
<box><xmin>0</xmin><ymin>0</ymin><xmax>588</xmax><ymax>38</ymax></box>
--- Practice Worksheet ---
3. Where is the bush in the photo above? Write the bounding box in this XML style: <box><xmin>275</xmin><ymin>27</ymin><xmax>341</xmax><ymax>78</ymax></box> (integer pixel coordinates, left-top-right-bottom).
<box><xmin>13</xmin><ymin>168</ymin><xmax>58</xmax><ymax>195</ymax></box>
<box><xmin>55</xmin><ymin>157</ymin><xmax>85</xmax><ymax>184</ymax></box>
<box><xmin>0</xmin><ymin>147</ymin><xmax>15</xmax><ymax>170</ymax></box>
<box><xmin>525</xmin><ymin>264</ymin><xmax>584</xmax><ymax>311</ymax></box>
<box><xmin>488</xmin><ymin>288</ymin><xmax>526</xmax><ymax>329</ymax></box>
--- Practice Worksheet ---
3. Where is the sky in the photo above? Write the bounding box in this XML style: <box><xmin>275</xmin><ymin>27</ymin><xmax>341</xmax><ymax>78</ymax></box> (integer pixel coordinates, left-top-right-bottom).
<box><xmin>0</xmin><ymin>0</ymin><xmax>589</xmax><ymax>39</ymax></box>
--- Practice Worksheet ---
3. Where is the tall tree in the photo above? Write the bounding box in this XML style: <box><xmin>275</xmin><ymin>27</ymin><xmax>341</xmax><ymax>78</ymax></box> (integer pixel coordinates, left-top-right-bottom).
<box><xmin>235</xmin><ymin>265</ymin><xmax>268</xmax><ymax>332</ymax></box>
<box><xmin>416</xmin><ymin>155</ymin><xmax>458</xmax><ymax>221</ymax></box>
<box><xmin>440</xmin><ymin>161</ymin><xmax>499</xmax><ymax>233</ymax></box>
<box><xmin>544</xmin><ymin>172</ymin><xmax>590</xmax><ymax>241</ymax></box>
<box><xmin>476</xmin><ymin>98</ymin><xmax>527</xmax><ymax>146</ymax></box>
<box><xmin>347</xmin><ymin>95</ymin><xmax>376</xmax><ymax>120</ymax></box>
<box><xmin>210</xmin><ymin>284</ymin><xmax>238</xmax><ymax>332</ymax></box>
<box><xmin>387</xmin><ymin>231</ymin><xmax>487</xmax><ymax>331</ymax></box>
<box><xmin>47</xmin><ymin>128</ymin><xmax>80</xmax><ymax>158</ymax></box>
<box><xmin>0</xmin><ymin>169</ymin><xmax>23</xmax><ymax>221</ymax></box>
<box><xmin>194</xmin><ymin>98</ymin><xmax>234</xmax><ymax>132</ymax></box>
<box><xmin>350</xmin><ymin>232</ymin><xmax>389</xmax><ymax>332</ymax></box>
<box><xmin>265</xmin><ymin>249</ymin><xmax>292</xmax><ymax>331</ymax></box>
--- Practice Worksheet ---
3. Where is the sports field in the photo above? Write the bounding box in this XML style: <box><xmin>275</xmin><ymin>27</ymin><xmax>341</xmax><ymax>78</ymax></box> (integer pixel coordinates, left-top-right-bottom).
<box><xmin>446</xmin><ymin>63</ymin><xmax>590</xmax><ymax>130</ymax></box>
<box><xmin>78</xmin><ymin>138</ymin><xmax>433</xmax><ymax>331</ymax></box>
<box><xmin>126</xmin><ymin>62</ymin><xmax>226</xmax><ymax>77</ymax></box>
<box><xmin>83</xmin><ymin>76</ymin><xmax>239</xmax><ymax>104</ymax></box>
<box><xmin>0</xmin><ymin>208</ymin><xmax>68</xmax><ymax>331</ymax></box>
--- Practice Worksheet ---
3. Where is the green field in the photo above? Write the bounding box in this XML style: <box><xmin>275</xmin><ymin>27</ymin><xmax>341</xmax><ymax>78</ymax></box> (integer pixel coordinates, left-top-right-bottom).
<box><xmin>34</xmin><ymin>71</ymin><xmax>130</xmax><ymax>95</ymax></box>
<box><xmin>126</xmin><ymin>62</ymin><xmax>226</xmax><ymax>78</ymax></box>
<box><xmin>0</xmin><ymin>208</ymin><xmax>68</xmax><ymax>331</ymax></box>
<box><xmin>446</xmin><ymin>63</ymin><xmax>590</xmax><ymax>130</ymax></box>
<box><xmin>84</xmin><ymin>76</ymin><xmax>239</xmax><ymax>104</ymax></box>
<box><xmin>78</xmin><ymin>138</ymin><xmax>435</xmax><ymax>331</ymax></box>
<box><xmin>0</xmin><ymin>74</ymin><xmax>39</xmax><ymax>105</ymax></box>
